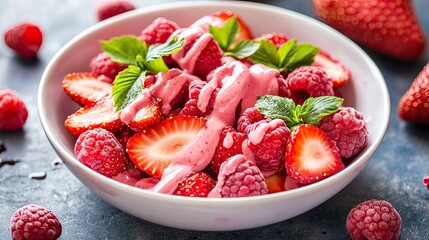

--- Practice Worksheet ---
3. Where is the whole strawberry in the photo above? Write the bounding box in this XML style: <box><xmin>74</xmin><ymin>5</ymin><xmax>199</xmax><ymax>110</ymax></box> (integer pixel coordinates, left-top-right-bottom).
<box><xmin>97</xmin><ymin>0</ymin><xmax>135</xmax><ymax>21</ymax></box>
<box><xmin>174</xmin><ymin>172</ymin><xmax>216</xmax><ymax>197</ymax></box>
<box><xmin>10</xmin><ymin>204</ymin><xmax>62</xmax><ymax>240</ymax></box>
<box><xmin>74</xmin><ymin>128</ymin><xmax>128</xmax><ymax>178</ymax></box>
<box><xmin>346</xmin><ymin>200</ymin><xmax>402</xmax><ymax>240</ymax></box>
<box><xmin>398</xmin><ymin>63</ymin><xmax>429</xmax><ymax>125</ymax></box>
<box><xmin>4</xmin><ymin>23</ymin><xmax>43</xmax><ymax>58</ymax></box>
<box><xmin>313</xmin><ymin>0</ymin><xmax>425</xmax><ymax>60</ymax></box>
<box><xmin>0</xmin><ymin>89</ymin><xmax>28</xmax><ymax>132</ymax></box>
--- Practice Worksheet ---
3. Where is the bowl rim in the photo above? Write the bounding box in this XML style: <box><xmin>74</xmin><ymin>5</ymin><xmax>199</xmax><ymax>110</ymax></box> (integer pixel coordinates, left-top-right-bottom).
<box><xmin>38</xmin><ymin>0</ymin><xmax>390</xmax><ymax>206</ymax></box>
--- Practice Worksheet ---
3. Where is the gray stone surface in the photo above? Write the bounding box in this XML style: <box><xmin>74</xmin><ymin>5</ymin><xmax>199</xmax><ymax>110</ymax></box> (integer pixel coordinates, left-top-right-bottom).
<box><xmin>1</xmin><ymin>0</ymin><xmax>428</xmax><ymax>239</ymax></box>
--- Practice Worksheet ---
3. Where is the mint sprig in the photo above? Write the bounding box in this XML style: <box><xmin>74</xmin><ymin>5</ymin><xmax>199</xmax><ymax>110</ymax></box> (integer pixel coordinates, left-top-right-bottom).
<box><xmin>209</xmin><ymin>17</ymin><xmax>260</xmax><ymax>59</ymax></box>
<box><xmin>255</xmin><ymin>95</ymin><xmax>343</xmax><ymax>129</ymax></box>
<box><xmin>101</xmin><ymin>35</ymin><xmax>184</xmax><ymax>111</ymax></box>
<box><xmin>249</xmin><ymin>39</ymin><xmax>319</xmax><ymax>73</ymax></box>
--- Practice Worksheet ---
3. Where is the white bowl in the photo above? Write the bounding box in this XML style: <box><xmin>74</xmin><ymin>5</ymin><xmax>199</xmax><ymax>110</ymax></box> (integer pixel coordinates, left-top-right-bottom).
<box><xmin>38</xmin><ymin>1</ymin><xmax>390</xmax><ymax>231</ymax></box>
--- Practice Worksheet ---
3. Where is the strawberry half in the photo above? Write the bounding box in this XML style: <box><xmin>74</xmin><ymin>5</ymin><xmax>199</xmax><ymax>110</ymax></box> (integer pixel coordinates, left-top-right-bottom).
<box><xmin>398</xmin><ymin>63</ymin><xmax>429</xmax><ymax>125</ymax></box>
<box><xmin>127</xmin><ymin>116</ymin><xmax>207</xmax><ymax>178</ymax></box>
<box><xmin>127</xmin><ymin>94</ymin><xmax>162</xmax><ymax>131</ymax></box>
<box><xmin>312</xmin><ymin>50</ymin><xmax>350</xmax><ymax>88</ymax></box>
<box><xmin>285</xmin><ymin>124</ymin><xmax>344</xmax><ymax>185</ymax></box>
<box><xmin>173</xmin><ymin>172</ymin><xmax>216</xmax><ymax>197</ymax></box>
<box><xmin>62</xmin><ymin>72</ymin><xmax>112</xmax><ymax>106</ymax></box>
<box><xmin>65</xmin><ymin>96</ymin><xmax>125</xmax><ymax>138</ymax></box>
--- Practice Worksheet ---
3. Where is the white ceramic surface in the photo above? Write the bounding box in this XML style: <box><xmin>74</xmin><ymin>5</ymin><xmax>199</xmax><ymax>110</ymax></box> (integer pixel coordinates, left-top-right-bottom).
<box><xmin>38</xmin><ymin>1</ymin><xmax>390</xmax><ymax>231</ymax></box>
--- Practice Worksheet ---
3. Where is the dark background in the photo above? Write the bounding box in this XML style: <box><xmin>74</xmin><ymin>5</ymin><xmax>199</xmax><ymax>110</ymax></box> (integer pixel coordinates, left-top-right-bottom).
<box><xmin>1</xmin><ymin>0</ymin><xmax>428</xmax><ymax>239</ymax></box>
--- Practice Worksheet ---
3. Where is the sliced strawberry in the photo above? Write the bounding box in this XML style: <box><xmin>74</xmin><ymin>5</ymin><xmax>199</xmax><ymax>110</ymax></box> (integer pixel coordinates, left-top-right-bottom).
<box><xmin>206</xmin><ymin>127</ymin><xmax>246</xmax><ymax>177</ymax></box>
<box><xmin>127</xmin><ymin>116</ymin><xmax>207</xmax><ymax>178</ymax></box>
<box><xmin>64</xmin><ymin>96</ymin><xmax>125</xmax><ymax>138</ymax></box>
<box><xmin>186</xmin><ymin>37</ymin><xmax>222</xmax><ymax>80</ymax></box>
<box><xmin>285</xmin><ymin>124</ymin><xmax>344</xmax><ymax>185</ymax></box>
<box><xmin>256</xmin><ymin>32</ymin><xmax>289</xmax><ymax>48</ymax></box>
<box><xmin>265</xmin><ymin>170</ymin><xmax>286</xmax><ymax>194</ymax></box>
<box><xmin>210</xmin><ymin>11</ymin><xmax>253</xmax><ymax>42</ymax></box>
<box><xmin>312</xmin><ymin>50</ymin><xmax>350</xmax><ymax>88</ymax></box>
<box><xmin>127</xmin><ymin>95</ymin><xmax>162</xmax><ymax>131</ymax></box>
<box><xmin>173</xmin><ymin>172</ymin><xmax>216</xmax><ymax>197</ymax></box>
<box><xmin>62</xmin><ymin>72</ymin><xmax>112</xmax><ymax>106</ymax></box>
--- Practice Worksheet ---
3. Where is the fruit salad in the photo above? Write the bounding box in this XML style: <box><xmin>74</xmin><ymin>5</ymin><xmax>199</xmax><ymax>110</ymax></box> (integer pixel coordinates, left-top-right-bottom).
<box><xmin>62</xmin><ymin>11</ymin><xmax>368</xmax><ymax>198</ymax></box>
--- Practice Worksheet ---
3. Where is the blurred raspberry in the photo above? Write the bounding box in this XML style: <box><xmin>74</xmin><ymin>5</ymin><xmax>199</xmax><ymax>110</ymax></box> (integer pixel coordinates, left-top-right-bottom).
<box><xmin>139</xmin><ymin>17</ymin><xmax>180</xmax><ymax>45</ymax></box>
<box><xmin>4</xmin><ymin>23</ymin><xmax>43</xmax><ymax>58</ymax></box>
<box><xmin>216</xmin><ymin>155</ymin><xmax>268</xmax><ymax>197</ymax></box>
<box><xmin>10</xmin><ymin>204</ymin><xmax>62</xmax><ymax>240</ymax></box>
<box><xmin>0</xmin><ymin>89</ymin><xmax>28</xmax><ymax>132</ymax></box>
<box><xmin>285</xmin><ymin>66</ymin><xmax>334</xmax><ymax>104</ymax></box>
<box><xmin>346</xmin><ymin>199</ymin><xmax>402</xmax><ymax>240</ymax></box>
<box><xmin>97</xmin><ymin>0</ymin><xmax>135</xmax><ymax>21</ymax></box>
<box><xmin>318</xmin><ymin>107</ymin><xmax>368</xmax><ymax>158</ymax></box>
<box><xmin>74</xmin><ymin>128</ymin><xmax>128</xmax><ymax>178</ymax></box>
<box><xmin>89</xmin><ymin>52</ymin><xmax>127</xmax><ymax>83</ymax></box>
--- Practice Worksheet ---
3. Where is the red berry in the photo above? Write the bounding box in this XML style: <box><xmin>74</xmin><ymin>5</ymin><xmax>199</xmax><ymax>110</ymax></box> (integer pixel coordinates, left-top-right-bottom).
<box><xmin>265</xmin><ymin>170</ymin><xmax>286</xmax><ymax>194</ymax></box>
<box><xmin>97</xmin><ymin>0</ymin><xmax>135</xmax><ymax>21</ymax></box>
<box><xmin>89</xmin><ymin>52</ymin><xmax>127</xmax><ymax>83</ymax></box>
<box><xmin>112</xmin><ymin>167</ymin><xmax>144</xmax><ymax>186</ymax></box>
<box><xmin>346</xmin><ymin>199</ymin><xmax>402</xmax><ymax>240</ymax></box>
<box><xmin>10</xmin><ymin>204</ymin><xmax>62</xmax><ymax>240</ymax></box>
<box><xmin>318</xmin><ymin>107</ymin><xmax>368</xmax><ymax>159</ymax></box>
<box><xmin>174</xmin><ymin>172</ymin><xmax>216</xmax><ymax>197</ymax></box>
<box><xmin>285</xmin><ymin>66</ymin><xmax>334</xmax><ymax>105</ymax></box>
<box><xmin>207</xmin><ymin>127</ymin><xmax>247</xmax><ymax>177</ymax></box>
<box><xmin>257</xmin><ymin>32</ymin><xmax>289</xmax><ymax>48</ymax></box>
<box><xmin>237</xmin><ymin>107</ymin><xmax>265</xmax><ymax>133</ymax></box>
<box><xmin>214</xmin><ymin>154</ymin><xmax>268</xmax><ymax>198</ymax></box>
<box><xmin>139</xmin><ymin>17</ymin><xmax>180</xmax><ymax>45</ymax></box>
<box><xmin>424</xmin><ymin>176</ymin><xmax>429</xmax><ymax>190</ymax></box>
<box><xmin>75</xmin><ymin>128</ymin><xmax>128</xmax><ymax>178</ymax></box>
<box><xmin>126</xmin><ymin>94</ymin><xmax>162</xmax><ymax>132</ymax></box>
<box><xmin>180</xmin><ymin>79</ymin><xmax>218</xmax><ymax>117</ymax></box>
<box><xmin>4</xmin><ymin>23</ymin><xmax>43</xmax><ymax>58</ymax></box>
<box><xmin>311</xmin><ymin>50</ymin><xmax>350</xmax><ymax>88</ymax></box>
<box><xmin>0</xmin><ymin>89</ymin><xmax>28</xmax><ymax>132</ymax></box>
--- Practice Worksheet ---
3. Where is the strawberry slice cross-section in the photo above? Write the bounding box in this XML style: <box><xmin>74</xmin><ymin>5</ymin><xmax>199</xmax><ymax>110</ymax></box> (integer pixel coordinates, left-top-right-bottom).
<box><xmin>127</xmin><ymin>116</ymin><xmax>207</xmax><ymax>178</ymax></box>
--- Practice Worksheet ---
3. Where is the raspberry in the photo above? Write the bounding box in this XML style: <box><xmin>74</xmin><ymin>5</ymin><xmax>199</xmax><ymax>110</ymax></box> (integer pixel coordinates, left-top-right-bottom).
<box><xmin>346</xmin><ymin>200</ymin><xmax>402</xmax><ymax>240</ymax></box>
<box><xmin>318</xmin><ymin>107</ymin><xmax>368</xmax><ymax>158</ymax></box>
<box><xmin>216</xmin><ymin>155</ymin><xmax>268</xmax><ymax>197</ymax></box>
<box><xmin>237</xmin><ymin>107</ymin><xmax>265</xmax><ymax>133</ymax></box>
<box><xmin>139</xmin><ymin>17</ymin><xmax>180</xmax><ymax>45</ymax></box>
<box><xmin>285</xmin><ymin>66</ymin><xmax>334</xmax><ymax>105</ymax></box>
<box><xmin>89</xmin><ymin>52</ymin><xmax>127</xmax><ymax>83</ymax></box>
<box><xmin>246</xmin><ymin>119</ymin><xmax>290</xmax><ymax>175</ymax></box>
<box><xmin>257</xmin><ymin>32</ymin><xmax>289</xmax><ymax>48</ymax></box>
<box><xmin>174</xmin><ymin>172</ymin><xmax>216</xmax><ymax>197</ymax></box>
<box><xmin>424</xmin><ymin>176</ymin><xmax>429</xmax><ymax>190</ymax></box>
<box><xmin>96</xmin><ymin>0</ymin><xmax>135</xmax><ymax>21</ymax></box>
<box><xmin>180</xmin><ymin>79</ymin><xmax>217</xmax><ymax>117</ymax></box>
<box><xmin>4</xmin><ymin>23</ymin><xmax>43</xmax><ymax>58</ymax></box>
<box><xmin>112</xmin><ymin>167</ymin><xmax>144</xmax><ymax>186</ymax></box>
<box><xmin>74</xmin><ymin>128</ymin><xmax>128</xmax><ymax>178</ymax></box>
<box><xmin>0</xmin><ymin>89</ymin><xmax>28</xmax><ymax>132</ymax></box>
<box><xmin>10</xmin><ymin>204</ymin><xmax>62</xmax><ymax>240</ymax></box>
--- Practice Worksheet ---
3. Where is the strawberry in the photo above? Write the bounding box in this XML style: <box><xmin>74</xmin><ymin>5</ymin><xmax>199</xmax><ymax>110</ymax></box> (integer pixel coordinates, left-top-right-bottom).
<box><xmin>285</xmin><ymin>124</ymin><xmax>344</xmax><ymax>185</ymax></box>
<box><xmin>264</xmin><ymin>170</ymin><xmax>286</xmax><ymax>194</ymax></box>
<box><xmin>210</xmin><ymin>11</ymin><xmax>253</xmax><ymax>42</ymax></box>
<box><xmin>65</xmin><ymin>96</ymin><xmax>126</xmax><ymax>138</ymax></box>
<box><xmin>62</xmin><ymin>72</ymin><xmax>112</xmax><ymax>106</ymax></box>
<box><xmin>398</xmin><ymin>63</ymin><xmax>429</xmax><ymax>125</ymax></box>
<box><xmin>127</xmin><ymin>116</ymin><xmax>207</xmax><ymax>178</ymax></box>
<box><xmin>173</xmin><ymin>172</ymin><xmax>216</xmax><ymax>197</ymax></box>
<box><xmin>207</xmin><ymin>127</ymin><xmax>247</xmax><ymax>177</ymax></box>
<box><xmin>126</xmin><ymin>94</ymin><xmax>162</xmax><ymax>131</ymax></box>
<box><xmin>4</xmin><ymin>23</ymin><xmax>43</xmax><ymax>58</ymax></box>
<box><xmin>312</xmin><ymin>50</ymin><xmax>350</xmax><ymax>88</ymax></box>
<box><xmin>256</xmin><ymin>32</ymin><xmax>289</xmax><ymax>48</ymax></box>
<box><xmin>312</xmin><ymin>0</ymin><xmax>425</xmax><ymax>60</ymax></box>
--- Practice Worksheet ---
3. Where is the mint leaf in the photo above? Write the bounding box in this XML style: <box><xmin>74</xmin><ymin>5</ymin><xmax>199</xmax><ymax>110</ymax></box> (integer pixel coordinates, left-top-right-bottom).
<box><xmin>225</xmin><ymin>40</ymin><xmax>260</xmax><ymax>59</ymax></box>
<box><xmin>277</xmin><ymin>39</ymin><xmax>296</xmax><ymax>69</ymax></box>
<box><xmin>255</xmin><ymin>95</ymin><xmax>299</xmax><ymax>127</ymax></box>
<box><xmin>146</xmin><ymin>37</ymin><xmax>184</xmax><ymax>62</ymax></box>
<box><xmin>146</xmin><ymin>57</ymin><xmax>169</xmax><ymax>73</ymax></box>
<box><xmin>112</xmin><ymin>66</ymin><xmax>146</xmax><ymax>111</ymax></box>
<box><xmin>210</xmin><ymin>17</ymin><xmax>239</xmax><ymax>51</ymax></box>
<box><xmin>301</xmin><ymin>96</ymin><xmax>344</xmax><ymax>125</ymax></box>
<box><xmin>249</xmin><ymin>40</ymin><xmax>279</xmax><ymax>69</ymax></box>
<box><xmin>101</xmin><ymin>36</ymin><xmax>147</xmax><ymax>65</ymax></box>
<box><xmin>286</xmin><ymin>43</ymin><xmax>319</xmax><ymax>71</ymax></box>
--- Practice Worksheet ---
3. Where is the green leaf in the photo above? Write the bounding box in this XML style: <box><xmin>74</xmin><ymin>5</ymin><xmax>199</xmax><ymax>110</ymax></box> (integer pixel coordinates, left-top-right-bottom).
<box><xmin>146</xmin><ymin>37</ymin><xmax>184</xmax><ymax>62</ymax></box>
<box><xmin>277</xmin><ymin>39</ymin><xmax>296</xmax><ymax>69</ymax></box>
<box><xmin>301</xmin><ymin>96</ymin><xmax>344</xmax><ymax>125</ymax></box>
<box><xmin>255</xmin><ymin>95</ymin><xmax>299</xmax><ymax>128</ymax></box>
<box><xmin>286</xmin><ymin>43</ymin><xmax>319</xmax><ymax>71</ymax></box>
<box><xmin>101</xmin><ymin>36</ymin><xmax>147</xmax><ymax>65</ymax></box>
<box><xmin>146</xmin><ymin>57</ymin><xmax>169</xmax><ymax>73</ymax></box>
<box><xmin>225</xmin><ymin>40</ymin><xmax>260</xmax><ymax>59</ymax></box>
<box><xmin>248</xmin><ymin>40</ymin><xmax>279</xmax><ymax>69</ymax></box>
<box><xmin>210</xmin><ymin>17</ymin><xmax>239</xmax><ymax>51</ymax></box>
<box><xmin>112</xmin><ymin>66</ymin><xmax>146</xmax><ymax>112</ymax></box>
